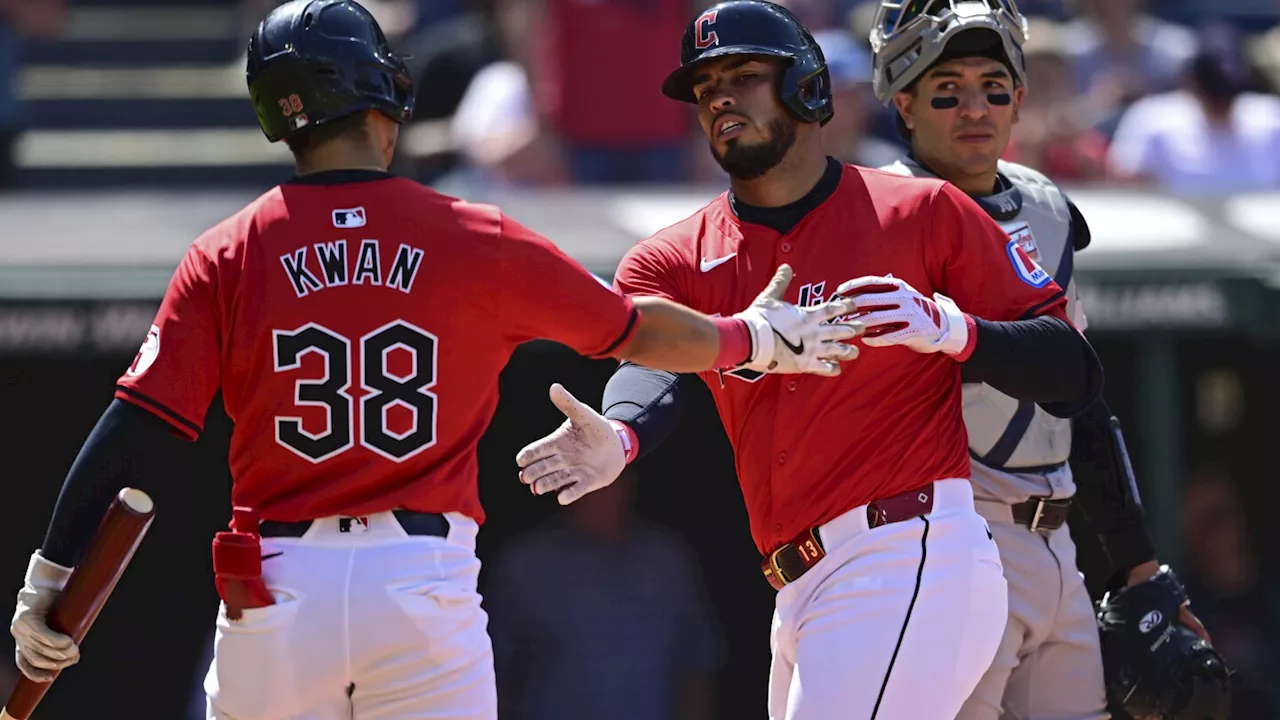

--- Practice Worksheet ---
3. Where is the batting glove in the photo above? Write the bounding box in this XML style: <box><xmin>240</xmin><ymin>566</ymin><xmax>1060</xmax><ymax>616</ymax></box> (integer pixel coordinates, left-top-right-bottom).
<box><xmin>516</xmin><ymin>383</ymin><xmax>625</xmax><ymax>506</ymax></box>
<box><xmin>736</xmin><ymin>265</ymin><xmax>863</xmax><ymax>376</ymax></box>
<box><xmin>11</xmin><ymin>550</ymin><xmax>79</xmax><ymax>682</ymax></box>
<box><xmin>836</xmin><ymin>276</ymin><xmax>971</xmax><ymax>357</ymax></box>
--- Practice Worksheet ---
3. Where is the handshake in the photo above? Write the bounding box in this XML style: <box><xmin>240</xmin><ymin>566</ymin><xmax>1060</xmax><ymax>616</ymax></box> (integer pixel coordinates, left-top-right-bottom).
<box><xmin>726</xmin><ymin>265</ymin><xmax>972</xmax><ymax>378</ymax></box>
<box><xmin>517</xmin><ymin>266</ymin><xmax>974</xmax><ymax>506</ymax></box>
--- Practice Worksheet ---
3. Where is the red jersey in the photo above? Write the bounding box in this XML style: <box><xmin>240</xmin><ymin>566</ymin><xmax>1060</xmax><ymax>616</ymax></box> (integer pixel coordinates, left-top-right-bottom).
<box><xmin>614</xmin><ymin>165</ymin><xmax>1069</xmax><ymax>554</ymax></box>
<box><xmin>116</xmin><ymin>172</ymin><xmax>637</xmax><ymax>524</ymax></box>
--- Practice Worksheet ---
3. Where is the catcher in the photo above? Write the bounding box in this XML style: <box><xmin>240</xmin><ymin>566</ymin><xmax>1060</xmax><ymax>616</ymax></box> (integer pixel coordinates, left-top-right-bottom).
<box><xmin>867</xmin><ymin>1</ymin><xmax>1231</xmax><ymax>718</ymax></box>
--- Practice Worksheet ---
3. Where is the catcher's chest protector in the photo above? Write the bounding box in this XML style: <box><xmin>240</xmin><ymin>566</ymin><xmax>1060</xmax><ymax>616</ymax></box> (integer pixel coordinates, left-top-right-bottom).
<box><xmin>880</xmin><ymin>157</ymin><xmax>1076</xmax><ymax>472</ymax></box>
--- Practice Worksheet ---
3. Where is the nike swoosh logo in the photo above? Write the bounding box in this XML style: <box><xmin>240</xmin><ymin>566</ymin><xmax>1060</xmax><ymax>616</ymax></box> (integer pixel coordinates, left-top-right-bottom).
<box><xmin>261</xmin><ymin>552</ymin><xmax>283</xmax><ymax>560</ymax></box>
<box><xmin>699</xmin><ymin>253</ymin><xmax>736</xmax><ymax>272</ymax></box>
<box><xmin>773</xmin><ymin>329</ymin><xmax>804</xmax><ymax>355</ymax></box>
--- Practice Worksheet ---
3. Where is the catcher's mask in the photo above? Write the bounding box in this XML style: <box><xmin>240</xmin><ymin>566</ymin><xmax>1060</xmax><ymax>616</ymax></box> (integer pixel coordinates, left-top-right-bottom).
<box><xmin>869</xmin><ymin>0</ymin><xmax>1029</xmax><ymax>106</ymax></box>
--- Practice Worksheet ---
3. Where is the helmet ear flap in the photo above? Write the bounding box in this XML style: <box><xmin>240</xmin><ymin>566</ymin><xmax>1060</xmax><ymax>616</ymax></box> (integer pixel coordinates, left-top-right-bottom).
<box><xmin>796</xmin><ymin>71</ymin><xmax>834</xmax><ymax>125</ymax></box>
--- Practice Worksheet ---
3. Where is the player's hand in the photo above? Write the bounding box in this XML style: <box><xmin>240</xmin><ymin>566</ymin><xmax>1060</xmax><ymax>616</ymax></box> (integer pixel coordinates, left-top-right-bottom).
<box><xmin>735</xmin><ymin>264</ymin><xmax>863</xmax><ymax>376</ymax></box>
<box><xmin>515</xmin><ymin>383</ymin><xmax>625</xmax><ymax>506</ymax></box>
<box><xmin>836</xmin><ymin>275</ymin><xmax>970</xmax><ymax>356</ymax></box>
<box><xmin>10</xmin><ymin>550</ymin><xmax>80</xmax><ymax>682</ymax></box>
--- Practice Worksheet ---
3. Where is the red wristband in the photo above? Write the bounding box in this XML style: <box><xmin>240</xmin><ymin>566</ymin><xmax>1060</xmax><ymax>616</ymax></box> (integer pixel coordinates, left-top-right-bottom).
<box><xmin>712</xmin><ymin>316</ymin><xmax>752</xmax><ymax>369</ymax></box>
<box><xmin>952</xmin><ymin>314</ymin><xmax>978</xmax><ymax>363</ymax></box>
<box><xmin>609</xmin><ymin>419</ymin><xmax>639</xmax><ymax>464</ymax></box>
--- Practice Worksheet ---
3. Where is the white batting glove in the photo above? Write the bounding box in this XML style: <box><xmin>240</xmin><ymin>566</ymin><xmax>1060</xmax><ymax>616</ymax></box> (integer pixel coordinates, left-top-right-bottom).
<box><xmin>736</xmin><ymin>264</ymin><xmax>862</xmax><ymax>376</ymax></box>
<box><xmin>10</xmin><ymin>550</ymin><xmax>79</xmax><ymax>682</ymax></box>
<box><xmin>836</xmin><ymin>276</ymin><xmax>970</xmax><ymax>356</ymax></box>
<box><xmin>516</xmin><ymin>383</ymin><xmax>625</xmax><ymax>506</ymax></box>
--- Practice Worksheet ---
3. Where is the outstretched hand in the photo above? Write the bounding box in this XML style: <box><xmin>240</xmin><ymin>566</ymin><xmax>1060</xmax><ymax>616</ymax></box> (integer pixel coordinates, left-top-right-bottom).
<box><xmin>515</xmin><ymin>384</ymin><xmax>626</xmax><ymax>506</ymax></box>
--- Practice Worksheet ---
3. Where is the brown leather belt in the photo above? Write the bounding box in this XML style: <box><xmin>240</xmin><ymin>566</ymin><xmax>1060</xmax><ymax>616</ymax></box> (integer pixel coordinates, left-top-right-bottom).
<box><xmin>1010</xmin><ymin>497</ymin><xmax>1071</xmax><ymax>532</ymax></box>
<box><xmin>762</xmin><ymin>482</ymin><xmax>937</xmax><ymax>591</ymax></box>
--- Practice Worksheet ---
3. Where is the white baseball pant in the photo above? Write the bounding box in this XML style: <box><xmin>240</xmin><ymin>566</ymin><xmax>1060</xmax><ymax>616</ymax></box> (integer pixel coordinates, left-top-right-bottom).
<box><xmin>958</xmin><ymin>502</ymin><xmax>1108</xmax><ymax>720</ymax></box>
<box><xmin>202</xmin><ymin>511</ymin><xmax>496</xmax><ymax>720</ymax></box>
<box><xmin>768</xmin><ymin>478</ymin><xmax>1009</xmax><ymax>720</ymax></box>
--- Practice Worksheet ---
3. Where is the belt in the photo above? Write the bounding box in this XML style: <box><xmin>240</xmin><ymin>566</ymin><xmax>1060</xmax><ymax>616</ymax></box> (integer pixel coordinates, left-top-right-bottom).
<box><xmin>762</xmin><ymin>482</ymin><xmax>936</xmax><ymax>591</ymax></box>
<box><xmin>258</xmin><ymin>510</ymin><xmax>449</xmax><ymax>538</ymax></box>
<box><xmin>1010</xmin><ymin>497</ymin><xmax>1071</xmax><ymax>532</ymax></box>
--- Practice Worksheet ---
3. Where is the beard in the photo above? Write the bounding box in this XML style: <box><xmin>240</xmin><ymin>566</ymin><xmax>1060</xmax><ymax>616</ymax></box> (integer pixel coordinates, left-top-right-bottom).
<box><xmin>710</xmin><ymin>114</ymin><xmax>797</xmax><ymax>180</ymax></box>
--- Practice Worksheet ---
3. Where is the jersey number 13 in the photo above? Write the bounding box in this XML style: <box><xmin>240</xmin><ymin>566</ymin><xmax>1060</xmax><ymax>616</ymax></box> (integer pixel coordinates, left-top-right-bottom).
<box><xmin>272</xmin><ymin>320</ymin><xmax>438</xmax><ymax>463</ymax></box>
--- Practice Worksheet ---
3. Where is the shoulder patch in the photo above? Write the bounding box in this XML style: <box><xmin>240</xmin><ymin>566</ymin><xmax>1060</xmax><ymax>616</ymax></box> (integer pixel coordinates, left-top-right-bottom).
<box><xmin>1001</xmin><ymin>222</ymin><xmax>1041</xmax><ymax>261</ymax></box>
<box><xmin>1006</xmin><ymin>240</ymin><xmax>1051</xmax><ymax>288</ymax></box>
<box><xmin>126</xmin><ymin>324</ymin><xmax>161</xmax><ymax>377</ymax></box>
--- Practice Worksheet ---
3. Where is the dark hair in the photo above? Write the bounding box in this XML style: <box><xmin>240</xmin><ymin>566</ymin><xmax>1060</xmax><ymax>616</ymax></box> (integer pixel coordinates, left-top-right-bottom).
<box><xmin>284</xmin><ymin>111</ymin><xmax>372</xmax><ymax>155</ymax></box>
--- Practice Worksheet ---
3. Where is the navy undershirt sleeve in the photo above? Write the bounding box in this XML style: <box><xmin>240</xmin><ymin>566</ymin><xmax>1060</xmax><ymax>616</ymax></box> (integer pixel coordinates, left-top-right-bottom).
<box><xmin>41</xmin><ymin>399</ymin><xmax>186</xmax><ymax>568</ymax></box>
<box><xmin>961</xmin><ymin>315</ymin><xmax>1103</xmax><ymax>418</ymax></box>
<box><xmin>601</xmin><ymin>361</ymin><xmax>687</xmax><ymax>460</ymax></box>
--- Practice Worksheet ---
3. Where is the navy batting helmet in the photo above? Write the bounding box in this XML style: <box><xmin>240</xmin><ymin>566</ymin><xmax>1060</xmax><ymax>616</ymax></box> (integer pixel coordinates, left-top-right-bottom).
<box><xmin>661</xmin><ymin>0</ymin><xmax>834</xmax><ymax>126</ymax></box>
<box><xmin>246</xmin><ymin>0</ymin><xmax>414</xmax><ymax>143</ymax></box>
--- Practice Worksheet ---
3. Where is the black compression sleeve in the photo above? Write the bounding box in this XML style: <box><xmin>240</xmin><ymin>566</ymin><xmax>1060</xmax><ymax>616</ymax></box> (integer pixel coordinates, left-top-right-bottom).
<box><xmin>961</xmin><ymin>315</ymin><xmax>1103</xmax><ymax>418</ymax></box>
<box><xmin>1069</xmin><ymin>396</ymin><xmax>1157</xmax><ymax>574</ymax></box>
<box><xmin>601</xmin><ymin>361</ymin><xmax>686</xmax><ymax>461</ymax></box>
<box><xmin>41</xmin><ymin>399</ymin><xmax>185</xmax><ymax>567</ymax></box>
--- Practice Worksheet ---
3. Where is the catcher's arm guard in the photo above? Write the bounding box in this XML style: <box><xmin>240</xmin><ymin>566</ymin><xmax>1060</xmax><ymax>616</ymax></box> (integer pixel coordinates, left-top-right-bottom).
<box><xmin>1095</xmin><ymin>566</ymin><xmax>1232</xmax><ymax>720</ymax></box>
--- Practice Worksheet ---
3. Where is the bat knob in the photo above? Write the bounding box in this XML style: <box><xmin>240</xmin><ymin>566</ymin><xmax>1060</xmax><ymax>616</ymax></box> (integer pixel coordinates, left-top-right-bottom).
<box><xmin>117</xmin><ymin>488</ymin><xmax>154</xmax><ymax>515</ymax></box>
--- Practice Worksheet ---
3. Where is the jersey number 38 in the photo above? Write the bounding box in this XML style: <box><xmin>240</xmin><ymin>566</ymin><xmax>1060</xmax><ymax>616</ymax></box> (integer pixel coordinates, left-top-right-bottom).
<box><xmin>271</xmin><ymin>319</ymin><xmax>438</xmax><ymax>463</ymax></box>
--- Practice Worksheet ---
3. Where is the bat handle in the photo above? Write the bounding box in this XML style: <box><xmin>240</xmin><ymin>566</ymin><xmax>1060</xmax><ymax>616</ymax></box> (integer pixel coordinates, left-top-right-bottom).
<box><xmin>3</xmin><ymin>677</ymin><xmax>54</xmax><ymax>720</ymax></box>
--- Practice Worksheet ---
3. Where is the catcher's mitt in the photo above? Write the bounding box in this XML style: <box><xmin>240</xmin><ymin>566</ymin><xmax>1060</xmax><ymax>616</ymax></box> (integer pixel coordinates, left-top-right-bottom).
<box><xmin>1096</xmin><ymin>565</ymin><xmax>1231</xmax><ymax>720</ymax></box>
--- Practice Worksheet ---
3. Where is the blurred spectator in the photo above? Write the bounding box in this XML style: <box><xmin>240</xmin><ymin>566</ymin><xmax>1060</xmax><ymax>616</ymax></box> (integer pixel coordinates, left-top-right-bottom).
<box><xmin>1002</xmin><ymin>17</ymin><xmax>1109</xmax><ymax>181</ymax></box>
<box><xmin>1246</xmin><ymin>0</ymin><xmax>1280</xmax><ymax>94</ymax></box>
<box><xmin>0</xmin><ymin>0</ymin><xmax>65</xmax><ymax>188</ymax></box>
<box><xmin>448</xmin><ymin>60</ymin><xmax>547</xmax><ymax>186</ymax></box>
<box><xmin>486</xmin><ymin>468</ymin><xmax>722</xmax><ymax>720</ymax></box>
<box><xmin>1012</xmin><ymin>0</ymin><xmax>1071</xmax><ymax>21</ymax></box>
<box><xmin>1061</xmin><ymin>0</ymin><xmax>1198</xmax><ymax>133</ymax></box>
<box><xmin>395</xmin><ymin>5</ymin><xmax>501</xmax><ymax>182</ymax></box>
<box><xmin>1180</xmin><ymin>471</ymin><xmax>1280</xmax><ymax>718</ymax></box>
<box><xmin>813</xmin><ymin>29</ymin><xmax>903</xmax><ymax>168</ymax></box>
<box><xmin>1106</xmin><ymin>25</ymin><xmax>1280</xmax><ymax>193</ymax></box>
<box><xmin>437</xmin><ymin>0</ymin><xmax>570</xmax><ymax>186</ymax></box>
<box><xmin>520</xmin><ymin>0</ymin><xmax>697</xmax><ymax>185</ymax></box>
<box><xmin>768</xmin><ymin>0</ymin><xmax>837</xmax><ymax>31</ymax></box>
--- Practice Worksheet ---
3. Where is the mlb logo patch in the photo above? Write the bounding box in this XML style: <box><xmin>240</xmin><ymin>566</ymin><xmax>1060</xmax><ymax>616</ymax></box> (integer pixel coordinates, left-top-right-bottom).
<box><xmin>1002</xmin><ymin>222</ymin><xmax>1040</xmax><ymax>260</ymax></box>
<box><xmin>1006</xmin><ymin>240</ymin><xmax>1051</xmax><ymax>288</ymax></box>
<box><xmin>339</xmin><ymin>516</ymin><xmax>370</xmax><ymax>533</ymax></box>
<box><xmin>333</xmin><ymin>207</ymin><xmax>367</xmax><ymax>228</ymax></box>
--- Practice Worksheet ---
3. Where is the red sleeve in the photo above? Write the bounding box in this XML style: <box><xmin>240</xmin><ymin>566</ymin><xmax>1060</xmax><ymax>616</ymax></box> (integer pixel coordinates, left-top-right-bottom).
<box><xmin>926</xmin><ymin>182</ymin><xmax>1069</xmax><ymax>323</ymax></box>
<box><xmin>496</xmin><ymin>214</ymin><xmax>638</xmax><ymax>357</ymax></box>
<box><xmin>612</xmin><ymin>237</ymin><xmax>690</xmax><ymax>303</ymax></box>
<box><xmin>115</xmin><ymin>242</ymin><xmax>222</xmax><ymax>440</ymax></box>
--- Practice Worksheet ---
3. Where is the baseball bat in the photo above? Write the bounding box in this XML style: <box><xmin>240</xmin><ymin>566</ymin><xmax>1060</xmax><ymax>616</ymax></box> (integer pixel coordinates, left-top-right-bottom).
<box><xmin>2</xmin><ymin>488</ymin><xmax>156</xmax><ymax>720</ymax></box>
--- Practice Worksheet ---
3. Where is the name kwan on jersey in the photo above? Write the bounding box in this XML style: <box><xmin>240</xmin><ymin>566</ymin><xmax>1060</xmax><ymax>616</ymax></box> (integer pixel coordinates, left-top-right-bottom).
<box><xmin>279</xmin><ymin>206</ymin><xmax>426</xmax><ymax>299</ymax></box>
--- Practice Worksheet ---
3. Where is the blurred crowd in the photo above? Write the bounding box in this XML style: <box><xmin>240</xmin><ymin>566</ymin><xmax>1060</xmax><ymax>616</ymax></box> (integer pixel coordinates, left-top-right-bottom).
<box><xmin>297</xmin><ymin>0</ymin><xmax>1280</xmax><ymax>195</ymax></box>
<box><xmin>3</xmin><ymin>0</ymin><xmax>1280</xmax><ymax>193</ymax></box>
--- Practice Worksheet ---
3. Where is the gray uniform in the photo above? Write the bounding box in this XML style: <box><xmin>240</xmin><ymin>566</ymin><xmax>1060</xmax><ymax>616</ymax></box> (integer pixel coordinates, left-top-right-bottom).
<box><xmin>882</xmin><ymin>157</ymin><xmax>1108</xmax><ymax>720</ymax></box>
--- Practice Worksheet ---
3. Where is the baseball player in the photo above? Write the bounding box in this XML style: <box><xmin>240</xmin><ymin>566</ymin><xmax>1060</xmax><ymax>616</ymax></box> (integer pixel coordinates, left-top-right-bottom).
<box><xmin>6</xmin><ymin>2</ymin><xmax>862</xmax><ymax>719</ymax></box>
<box><xmin>866</xmin><ymin>1</ymin><xmax>1214</xmax><ymax>718</ymax></box>
<box><xmin>514</xmin><ymin>2</ymin><xmax>1105</xmax><ymax>718</ymax></box>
